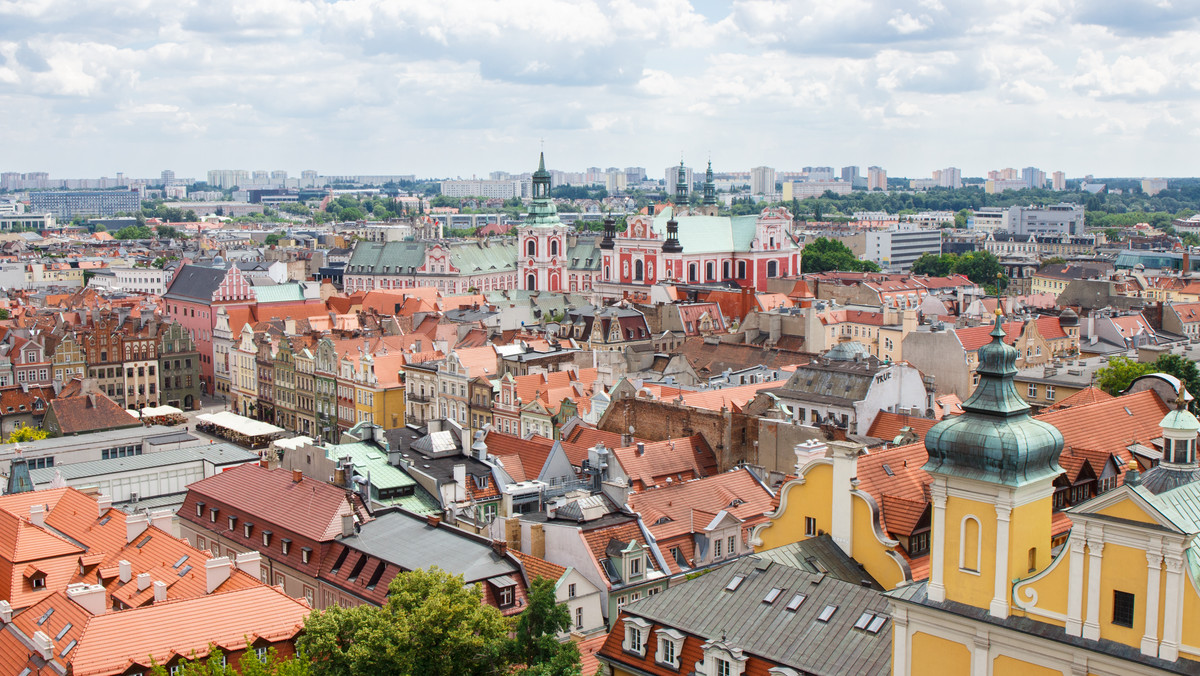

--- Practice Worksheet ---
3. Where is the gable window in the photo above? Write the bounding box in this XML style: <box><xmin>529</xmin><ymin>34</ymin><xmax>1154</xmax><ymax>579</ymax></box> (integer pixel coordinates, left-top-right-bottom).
<box><xmin>656</xmin><ymin>627</ymin><xmax>684</xmax><ymax>668</ymax></box>
<box><xmin>622</xmin><ymin>617</ymin><xmax>651</xmax><ymax>657</ymax></box>
<box><xmin>716</xmin><ymin>658</ymin><xmax>731</xmax><ymax>676</ymax></box>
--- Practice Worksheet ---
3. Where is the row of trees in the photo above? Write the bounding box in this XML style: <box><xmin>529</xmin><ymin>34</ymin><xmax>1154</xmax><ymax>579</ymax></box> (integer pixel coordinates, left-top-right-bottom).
<box><xmin>155</xmin><ymin>568</ymin><xmax>583</xmax><ymax>676</ymax></box>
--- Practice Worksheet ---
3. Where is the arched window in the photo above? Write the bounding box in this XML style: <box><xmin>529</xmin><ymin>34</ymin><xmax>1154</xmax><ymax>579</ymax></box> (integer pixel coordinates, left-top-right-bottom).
<box><xmin>550</xmin><ymin>240</ymin><xmax>559</xmax><ymax>256</ymax></box>
<box><xmin>604</xmin><ymin>265</ymin><xmax>611</xmax><ymax>281</ymax></box>
<box><xmin>634</xmin><ymin>260</ymin><xmax>644</xmax><ymax>281</ymax></box>
<box><xmin>723</xmin><ymin>261</ymin><xmax>731</xmax><ymax>279</ymax></box>
<box><xmin>705</xmin><ymin>262</ymin><xmax>714</xmax><ymax>281</ymax></box>
<box><xmin>959</xmin><ymin>515</ymin><xmax>981</xmax><ymax>572</ymax></box>
<box><xmin>737</xmin><ymin>261</ymin><xmax>747</xmax><ymax>279</ymax></box>
<box><xmin>767</xmin><ymin>261</ymin><xmax>778</xmax><ymax>277</ymax></box>
<box><xmin>527</xmin><ymin>274</ymin><xmax>536</xmax><ymax>290</ymax></box>
<box><xmin>689</xmin><ymin>264</ymin><xmax>698</xmax><ymax>282</ymax></box>
<box><xmin>526</xmin><ymin>240</ymin><xmax>536</xmax><ymax>257</ymax></box>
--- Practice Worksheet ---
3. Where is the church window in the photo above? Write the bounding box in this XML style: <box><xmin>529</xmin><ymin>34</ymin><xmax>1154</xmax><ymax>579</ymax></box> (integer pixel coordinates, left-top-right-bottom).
<box><xmin>1027</xmin><ymin>547</ymin><xmax>1037</xmax><ymax>573</ymax></box>
<box><xmin>737</xmin><ymin>261</ymin><xmax>747</xmax><ymax>279</ymax></box>
<box><xmin>706</xmin><ymin>262</ymin><xmax>714</xmax><ymax>281</ymax></box>
<box><xmin>723</xmin><ymin>261</ymin><xmax>730</xmax><ymax>279</ymax></box>
<box><xmin>550</xmin><ymin>240</ymin><xmax>559</xmax><ymax>256</ymax></box>
<box><xmin>959</xmin><ymin>516</ymin><xmax>981</xmax><ymax>573</ymax></box>
<box><xmin>527</xmin><ymin>240</ymin><xmax>536</xmax><ymax>257</ymax></box>
<box><xmin>689</xmin><ymin>264</ymin><xmax>698</xmax><ymax>282</ymax></box>
<box><xmin>767</xmin><ymin>261</ymin><xmax>778</xmax><ymax>277</ymax></box>
<box><xmin>635</xmin><ymin>260</ymin><xmax>644</xmax><ymax>281</ymax></box>
<box><xmin>1112</xmin><ymin>590</ymin><xmax>1135</xmax><ymax>627</ymax></box>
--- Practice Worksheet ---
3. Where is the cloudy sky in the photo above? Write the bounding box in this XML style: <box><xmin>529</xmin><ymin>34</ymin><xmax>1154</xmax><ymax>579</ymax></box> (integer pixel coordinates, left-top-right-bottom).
<box><xmin>1</xmin><ymin>0</ymin><xmax>1196</xmax><ymax>180</ymax></box>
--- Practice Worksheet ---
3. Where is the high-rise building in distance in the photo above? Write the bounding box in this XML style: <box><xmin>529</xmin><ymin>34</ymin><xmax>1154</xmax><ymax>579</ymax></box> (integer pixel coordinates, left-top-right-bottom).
<box><xmin>867</xmin><ymin>166</ymin><xmax>887</xmax><ymax>191</ymax></box>
<box><xmin>750</xmin><ymin>166</ymin><xmax>776</xmax><ymax>195</ymax></box>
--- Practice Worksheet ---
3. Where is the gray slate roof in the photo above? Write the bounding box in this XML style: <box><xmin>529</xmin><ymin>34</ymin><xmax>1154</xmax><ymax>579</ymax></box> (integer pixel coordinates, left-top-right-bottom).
<box><xmin>163</xmin><ymin>264</ymin><xmax>227</xmax><ymax>302</ymax></box>
<box><xmin>28</xmin><ymin>443</ymin><xmax>258</xmax><ymax>482</ymax></box>
<box><xmin>622</xmin><ymin>555</ymin><xmax>892</xmax><ymax>676</ymax></box>
<box><xmin>340</xmin><ymin>509</ymin><xmax>519</xmax><ymax>583</ymax></box>
<box><xmin>754</xmin><ymin>534</ymin><xmax>883</xmax><ymax>590</ymax></box>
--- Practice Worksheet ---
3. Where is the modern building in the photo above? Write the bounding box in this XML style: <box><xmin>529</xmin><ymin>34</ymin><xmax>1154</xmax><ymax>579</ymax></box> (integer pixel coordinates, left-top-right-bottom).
<box><xmin>783</xmin><ymin>180</ymin><xmax>853</xmax><ymax>199</ymax></box>
<box><xmin>440</xmin><ymin>179</ymin><xmax>524</xmax><ymax>199</ymax></box>
<box><xmin>1022</xmin><ymin>165</ymin><xmax>1046</xmax><ymax>189</ymax></box>
<box><xmin>1143</xmin><ymin>177</ymin><xmax>1169</xmax><ymax>196</ymax></box>
<box><xmin>0</xmin><ymin>213</ymin><xmax>56</xmax><ymax>231</ymax></box>
<box><xmin>864</xmin><ymin>223</ymin><xmax>943</xmax><ymax>272</ymax></box>
<box><xmin>1052</xmin><ymin>171</ymin><xmax>1067</xmax><ymax>191</ymax></box>
<box><xmin>935</xmin><ymin>166</ymin><xmax>963</xmax><ymax>189</ymax></box>
<box><xmin>867</xmin><ymin>166</ymin><xmax>887</xmax><ymax>191</ymax></box>
<box><xmin>28</xmin><ymin>189</ymin><xmax>141</xmax><ymax>218</ymax></box>
<box><xmin>750</xmin><ymin>166</ymin><xmax>776</xmax><ymax>196</ymax></box>
<box><xmin>1008</xmin><ymin>203</ymin><xmax>1085</xmax><ymax>236</ymax></box>
<box><xmin>86</xmin><ymin>266</ymin><xmax>169</xmax><ymax>295</ymax></box>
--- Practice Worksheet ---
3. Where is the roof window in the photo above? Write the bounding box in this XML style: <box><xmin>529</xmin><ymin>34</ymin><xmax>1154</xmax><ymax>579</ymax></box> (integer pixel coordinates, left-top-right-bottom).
<box><xmin>785</xmin><ymin>593</ymin><xmax>807</xmax><ymax>611</ymax></box>
<box><xmin>763</xmin><ymin>588</ymin><xmax>783</xmax><ymax>604</ymax></box>
<box><xmin>817</xmin><ymin>604</ymin><xmax>838</xmax><ymax>622</ymax></box>
<box><xmin>725</xmin><ymin>575</ymin><xmax>745</xmax><ymax>592</ymax></box>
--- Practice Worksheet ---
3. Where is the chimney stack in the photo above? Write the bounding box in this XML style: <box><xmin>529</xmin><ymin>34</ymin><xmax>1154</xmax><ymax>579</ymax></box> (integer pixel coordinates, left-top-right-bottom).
<box><xmin>636</xmin><ymin>442</ymin><xmax>645</xmax><ymax>456</ymax></box>
<box><xmin>491</xmin><ymin>540</ymin><xmax>508</xmax><ymax>557</ymax></box>
<box><xmin>235</xmin><ymin>551</ymin><xmax>262</xmax><ymax>579</ymax></box>
<box><xmin>149</xmin><ymin>509</ymin><xmax>174</xmax><ymax>536</ymax></box>
<box><xmin>426</xmin><ymin>513</ymin><xmax>442</xmax><ymax>528</ymax></box>
<box><xmin>205</xmin><ymin>557</ymin><xmax>232</xmax><ymax>593</ymax></box>
<box><xmin>137</xmin><ymin>572</ymin><xmax>151</xmax><ymax>591</ymax></box>
<box><xmin>119</xmin><ymin>560</ymin><xmax>132</xmax><ymax>583</ymax></box>
<box><xmin>126</xmin><ymin>512</ymin><xmax>149</xmax><ymax>543</ymax></box>
<box><xmin>341</xmin><ymin>513</ymin><xmax>355</xmax><ymax>538</ymax></box>
<box><xmin>33</xmin><ymin>631</ymin><xmax>53</xmax><ymax>660</ymax></box>
<box><xmin>0</xmin><ymin>600</ymin><xmax>11</xmax><ymax>624</ymax></box>
<box><xmin>29</xmin><ymin>504</ymin><xmax>45</xmax><ymax>528</ymax></box>
<box><xmin>66</xmin><ymin>583</ymin><xmax>107</xmax><ymax>615</ymax></box>
<box><xmin>97</xmin><ymin>494</ymin><xmax>112</xmax><ymax>518</ymax></box>
<box><xmin>292</xmin><ymin>469</ymin><xmax>303</xmax><ymax>483</ymax></box>
<box><xmin>153</xmin><ymin>580</ymin><xmax>168</xmax><ymax>603</ymax></box>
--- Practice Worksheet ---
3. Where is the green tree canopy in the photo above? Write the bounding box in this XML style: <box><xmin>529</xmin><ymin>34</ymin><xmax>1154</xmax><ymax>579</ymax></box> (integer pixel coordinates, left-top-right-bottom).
<box><xmin>115</xmin><ymin>224</ymin><xmax>153</xmax><ymax>240</ymax></box>
<box><xmin>511</xmin><ymin>577</ymin><xmax>579</xmax><ymax>676</ymax></box>
<box><xmin>951</xmin><ymin>250</ymin><xmax>1003</xmax><ymax>285</ymax></box>
<box><xmin>6</xmin><ymin>424</ymin><xmax>48</xmax><ymax>443</ymax></box>
<box><xmin>265</xmin><ymin>233</ymin><xmax>283</xmax><ymax>246</ymax></box>
<box><xmin>1095</xmin><ymin>354</ymin><xmax>1200</xmax><ymax>409</ymax></box>
<box><xmin>910</xmin><ymin>253</ymin><xmax>958</xmax><ymax>277</ymax></box>
<box><xmin>149</xmin><ymin>646</ymin><xmax>310</xmax><ymax>676</ymax></box>
<box><xmin>801</xmin><ymin>237</ymin><xmax>880</xmax><ymax>274</ymax></box>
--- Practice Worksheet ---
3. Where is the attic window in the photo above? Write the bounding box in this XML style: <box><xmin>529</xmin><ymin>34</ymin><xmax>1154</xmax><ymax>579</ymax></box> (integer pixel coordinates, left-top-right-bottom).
<box><xmin>60</xmin><ymin>639</ymin><xmax>77</xmax><ymax>657</ymax></box>
<box><xmin>173</xmin><ymin>555</ymin><xmax>189</xmax><ymax>569</ymax></box>
<box><xmin>854</xmin><ymin>612</ymin><xmax>874</xmax><ymax>629</ymax></box>
<box><xmin>866</xmin><ymin>615</ymin><xmax>888</xmax><ymax>633</ymax></box>
<box><xmin>136</xmin><ymin>535</ymin><xmax>152</xmax><ymax>548</ymax></box>
<box><xmin>178</xmin><ymin>565</ymin><xmax>193</xmax><ymax>577</ymax></box>
<box><xmin>725</xmin><ymin>575</ymin><xmax>745</xmax><ymax>592</ymax></box>
<box><xmin>817</xmin><ymin>604</ymin><xmax>838</xmax><ymax>622</ymax></box>
<box><xmin>785</xmin><ymin>592</ymin><xmax>807</xmax><ymax>611</ymax></box>
<box><xmin>728</xmin><ymin>498</ymin><xmax>745</xmax><ymax>508</ymax></box>
<box><xmin>56</xmin><ymin>623</ymin><xmax>73</xmax><ymax>640</ymax></box>
<box><xmin>882</xmin><ymin>464</ymin><xmax>894</xmax><ymax>477</ymax></box>
<box><xmin>37</xmin><ymin>608</ymin><xmax>54</xmax><ymax>625</ymax></box>
<box><xmin>763</xmin><ymin>588</ymin><xmax>783</xmax><ymax>604</ymax></box>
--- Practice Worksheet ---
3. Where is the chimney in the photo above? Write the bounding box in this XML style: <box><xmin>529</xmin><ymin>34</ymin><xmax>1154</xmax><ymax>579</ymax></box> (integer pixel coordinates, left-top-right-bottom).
<box><xmin>97</xmin><ymin>494</ymin><xmax>112</xmax><ymax>517</ymax></box>
<box><xmin>341</xmin><ymin>513</ymin><xmax>355</xmax><ymax>538</ymax></box>
<box><xmin>530</xmin><ymin>523</ymin><xmax>546</xmax><ymax>559</ymax></box>
<box><xmin>153</xmin><ymin>580</ymin><xmax>168</xmax><ymax>603</ymax></box>
<box><xmin>235</xmin><ymin>551</ymin><xmax>262</xmax><ymax>579</ymax></box>
<box><xmin>0</xmin><ymin>600</ymin><xmax>11</xmax><ymax>624</ymax></box>
<box><xmin>126</xmin><ymin>512</ymin><xmax>149</xmax><ymax>543</ymax></box>
<box><xmin>292</xmin><ymin>469</ymin><xmax>303</xmax><ymax>483</ymax></box>
<box><xmin>205</xmin><ymin>557</ymin><xmax>232</xmax><ymax>593</ymax></box>
<box><xmin>29</xmin><ymin>504</ymin><xmax>45</xmax><ymax>528</ymax></box>
<box><xmin>636</xmin><ymin>442</ymin><xmax>645</xmax><ymax>456</ymax></box>
<box><xmin>149</xmin><ymin>509</ymin><xmax>174</xmax><ymax>536</ymax></box>
<box><xmin>33</xmin><ymin>631</ymin><xmax>53</xmax><ymax>660</ymax></box>
<box><xmin>491</xmin><ymin>539</ymin><xmax>508</xmax><ymax>557</ymax></box>
<box><xmin>137</xmin><ymin>572</ymin><xmax>151</xmax><ymax>591</ymax></box>
<box><xmin>827</xmin><ymin>441</ymin><xmax>862</xmax><ymax>558</ymax></box>
<box><xmin>334</xmin><ymin>466</ymin><xmax>346</xmax><ymax>486</ymax></box>
<box><xmin>505</xmin><ymin>517</ymin><xmax>522</xmax><ymax>552</ymax></box>
<box><xmin>426</xmin><ymin>513</ymin><xmax>442</xmax><ymax>528</ymax></box>
<box><xmin>119</xmin><ymin>559</ymin><xmax>132</xmax><ymax>583</ymax></box>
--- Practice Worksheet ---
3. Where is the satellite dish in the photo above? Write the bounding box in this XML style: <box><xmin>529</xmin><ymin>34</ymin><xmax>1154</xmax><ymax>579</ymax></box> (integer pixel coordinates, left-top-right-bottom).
<box><xmin>628</xmin><ymin>425</ymin><xmax>635</xmax><ymax>435</ymax></box>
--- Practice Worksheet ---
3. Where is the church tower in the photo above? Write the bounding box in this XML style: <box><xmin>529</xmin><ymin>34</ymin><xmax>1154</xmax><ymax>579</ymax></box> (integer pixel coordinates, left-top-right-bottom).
<box><xmin>701</xmin><ymin>160</ymin><xmax>718</xmax><ymax>215</ymax></box>
<box><xmin>674</xmin><ymin>160</ymin><xmax>689</xmax><ymax>211</ymax></box>
<box><xmin>922</xmin><ymin>313</ymin><xmax>1063</xmax><ymax>618</ymax></box>
<box><xmin>518</xmin><ymin>152</ymin><xmax>565</xmax><ymax>292</ymax></box>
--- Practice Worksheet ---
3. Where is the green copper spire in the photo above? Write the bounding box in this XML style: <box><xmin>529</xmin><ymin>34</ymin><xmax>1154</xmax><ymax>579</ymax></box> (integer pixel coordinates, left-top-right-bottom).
<box><xmin>923</xmin><ymin>313</ymin><xmax>1064</xmax><ymax>486</ymax></box>
<box><xmin>675</xmin><ymin>159</ymin><xmax>689</xmax><ymax>206</ymax></box>
<box><xmin>526</xmin><ymin>152</ymin><xmax>560</xmax><ymax>228</ymax></box>
<box><xmin>703</xmin><ymin>160</ymin><xmax>717</xmax><ymax>206</ymax></box>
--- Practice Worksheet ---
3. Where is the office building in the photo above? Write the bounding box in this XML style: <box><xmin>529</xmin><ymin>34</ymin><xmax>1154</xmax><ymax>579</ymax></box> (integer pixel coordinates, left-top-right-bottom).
<box><xmin>864</xmin><ymin>223</ymin><xmax>942</xmax><ymax>271</ymax></box>
<box><xmin>1008</xmin><ymin>203</ymin><xmax>1085</xmax><ymax>236</ymax></box>
<box><xmin>750</xmin><ymin>166</ymin><xmax>776</xmax><ymax>196</ymax></box>
<box><xmin>440</xmin><ymin>179</ymin><xmax>523</xmax><ymax>199</ymax></box>
<box><xmin>782</xmin><ymin>180</ymin><xmax>853</xmax><ymax>200</ymax></box>
<box><xmin>28</xmin><ymin>190</ymin><xmax>141</xmax><ymax>218</ymax></box>
<box><xmin>841</xmin><ymin>166</ymin><xmax>860</xmax><ymax>183</ymax></box>
<box><xmin>867</xmin><ymin>166</ymin><xmax>887</xmax><ymax>191</ymax></box>
<box><xmin>0</xmin><ymin>213</ymin><xmax>56</xmax><ymax>231</ymax></box>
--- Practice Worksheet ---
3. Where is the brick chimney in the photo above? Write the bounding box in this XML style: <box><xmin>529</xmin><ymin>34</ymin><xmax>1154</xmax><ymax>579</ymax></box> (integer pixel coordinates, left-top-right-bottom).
<box><xmin>149</xmin><ymin>509</ymin><xmax>173</xmax><ymax>536</ymax></box>
<box><xmin>0</xmin><ymin>600</ymin><xmax>11</xmax><ymax>624</ymax></box>
<box><xmin>119</xmin><ymin>559</ymin><xmax>132</xmax><ymax>583</ymax></box>
<box><xmin>153</xmin><ymin>580</ymin><xmax>168</xmax><ymax>603</ymax></box>
<box><xmin>426</xmin><ymin>513</ymin><xmax>442</xmax><ymax>528</ymax></box>
<box><xmin>491</xmin><ymin>540</ymin><xmax>508</xmax><ymax>557</ymax></box>
<box><xmin>29</xmin><ymin>504</ymin><xmax>45</xmax><ymax>528</ymax></box>
<box><xmin>235</xmin><ymin>551</ymin><xmax>262</xmax><ymax>579</ymax></box>
<box><xmin>97</xmin><ymin>494</ymin><xmax>112</xmax><ymax>518</ymax></box>
<box><xmin>137</xmin><ymin>572</ymin><xmax>151</xmax><ymax>591</ymax></box>
<box><xmin>292</xmin><ymin>469</ymin><xmax>303</xmax><ymax>483</ymax></box>
<box><xmin>32</xmin><ymin>631</ymin><xmax>53</xmax><ymax>660</ymax></box>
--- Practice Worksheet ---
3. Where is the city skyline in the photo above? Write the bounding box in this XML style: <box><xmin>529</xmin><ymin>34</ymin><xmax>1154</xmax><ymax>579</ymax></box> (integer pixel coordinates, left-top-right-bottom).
<box><xmin>1</xmin><ymin>0</ymin><xmax>1196</xmax><ymax>178</ymax></box>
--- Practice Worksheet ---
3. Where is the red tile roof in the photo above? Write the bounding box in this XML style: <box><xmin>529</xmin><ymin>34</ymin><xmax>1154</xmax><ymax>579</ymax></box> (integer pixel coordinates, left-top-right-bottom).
<box><xmin>956</xmin><ymin>316</ymin><xmax>1067</xmax><ymax>352</ymax></box>
<box><xmin>865</xmin><ymin>412</ymin><xmax>941</xmax><ymax>444</ymax></box>
<box><xmin>511</xmin><ymin>550</ymin><xmax>567</xmax><ymax>584</ymax></box>
<box><xmin>611</xmin><ymin>436</ymin><xmax>718</xmax><ymax>492</ymax></box>
<box><xmin>1044</xmin><ymin>386</ymin><xmax>1113</xmax><ymax>412</ymax></box>
<box><xmin>484</xmin><ymin>431</ymin><xmax>556</xmax><ymax>481</ymax></box>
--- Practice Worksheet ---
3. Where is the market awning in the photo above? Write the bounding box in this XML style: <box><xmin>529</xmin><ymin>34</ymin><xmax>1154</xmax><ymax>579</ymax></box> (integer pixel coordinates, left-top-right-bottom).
<box><xmin>197</xmin><ymin>411</ymin><xmax>284</xmax><ymax>437</ymax></box>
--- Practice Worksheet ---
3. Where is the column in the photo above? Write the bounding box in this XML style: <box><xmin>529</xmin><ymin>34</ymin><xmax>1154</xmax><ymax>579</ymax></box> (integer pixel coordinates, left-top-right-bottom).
<box><xmin>1066</xmin><ymin>535</ymin><xmax>1086</xmax><ymax>636</ymax></box>
<box><xmin>990</xmin><ymin>504</ymin><xmax>1011</xmax><ymax>618</ymax></box>
<box><xmin>1142</xmin><ymin>548</ymin><xmax>1163</xmax><ymax>656</ymax></box>
<box><xmin>891</xmin><ymin>607</ymin><xmax>910</xmax><ymax>676</ymax></box>
<box><xmin>1083</xmin><ymin>532</ymin><xmax>1104</xmax><ymax>641</ymax></box>
<box><xmin>971</xmin><ymin>631</ymin><xmax>990</xmax><ymax>676</ymax></box>
<box><xmin>1161</xmin><ymin>554</ymin><xmax>1184</xmax><ymax>661</ymax></box>
<box><xmin>928</xmin><ymin>482</ymin><xmax>948</xmax><ymax>602</ymax></box>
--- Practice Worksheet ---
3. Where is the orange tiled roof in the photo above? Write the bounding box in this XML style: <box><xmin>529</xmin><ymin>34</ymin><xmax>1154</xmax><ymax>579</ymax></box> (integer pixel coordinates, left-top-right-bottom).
<box><xmin>485</xmin><ymin>431</ymin><xmax>555</xmax><ymax>480</ymax></box>
<box><xmin>68</xmin><ymin>585</ymin><xmax>309</xmax><ymax>676</ymax></box>
<box><xmin>865</xmin><ymin>412</ymin><xmax>941</xmax><ymax>444</ymax></box>
<box><xmin>1044</xmin><ymin>386</ymin><xmax>1113</xmax><ymax>412</ymax></box>
<box><xmin>610</xmin><ymin>436</ymin><xmax>718</xmax><ymax>492</ymax></box>
<box><xmin>511</xmin><ymin>549</ymin><xmax>567</xmax><ymax>584</ymax></box>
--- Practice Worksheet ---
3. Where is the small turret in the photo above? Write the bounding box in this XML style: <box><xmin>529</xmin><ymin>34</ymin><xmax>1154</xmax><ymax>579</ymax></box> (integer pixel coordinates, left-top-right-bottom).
<box><xmin>703</xmin><ymin>160</ymin><xmax>717</xmax><ymax>206</ymax></box>
<box><xmin>599</xmin><ymin>214</ymin><xmax>615</xmax><ymax>250</ymax></box>
<box><xmin>662</xmin><ymin>211</ymin><xmax>682</xmax><ymax>254</ymax></box>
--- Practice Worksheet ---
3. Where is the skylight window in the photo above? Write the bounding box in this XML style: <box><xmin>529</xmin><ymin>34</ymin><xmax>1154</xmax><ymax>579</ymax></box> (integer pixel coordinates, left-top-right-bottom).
<box><xmin>37</xmin><ymin>608</ymin><xmax>54</xmax><ymax>626</ymax></box>
<box><xmin>866</xmin><ymin>615</ymin><xmax>889</xmax><ymax>633</ymax></box>
<box><xmin>854</xmin><ymin>612</ymin><xmax>873</xmax><ymax>629</ymax></box>
<box><xmin>763</xmin><ymin>588</ymin><xmax>783</xmax><ymax>604</ymax></box>
<box><xmin>882</xmin><ymin>464</ymin><xmax>894</xmax><ymax>477</ymax></box>
<box><xmin>817</xmin><ymin>605</ymin><xmax>838</xmax><ymax>622</ymax></box>
<box><xmin>725</xmin><ymin>575</ymin><xmax>745</xmax><ymax>592</ymax></box>
<box><xmin>785</xmin><ymin>593</ymin><xmax>807</xmax><ymax>611</ymax></box>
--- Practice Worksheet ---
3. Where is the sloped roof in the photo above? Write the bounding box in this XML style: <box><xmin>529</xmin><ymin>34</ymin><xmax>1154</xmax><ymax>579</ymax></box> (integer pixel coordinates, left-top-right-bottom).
<box><xmin>1044</xmin><ymin>386</ymin><xmax>1113</xmax><ymax>412</ymax></box>
<box><xmin>865</xmin><ymin>412</ymin><xmax>941</xmax><ymax>444</ymax></box>
<box><xmin>610</xmin><ymin>435</ymin><xmax>718</xmax><ymax>491</ymax></box>
<box><xmin>484</xmin><ymin>431</ymin><xmax>556</xmax><ymax>480</ymax></box>
<box><xmin>49</xmin><ymin>393</ymin><xmax>140</xmax><ymax>435</ymax></box>
<box><xmin>163</xmin><ymin>264</ymin><xmax>227</xmax><ymax>302</ymax></box>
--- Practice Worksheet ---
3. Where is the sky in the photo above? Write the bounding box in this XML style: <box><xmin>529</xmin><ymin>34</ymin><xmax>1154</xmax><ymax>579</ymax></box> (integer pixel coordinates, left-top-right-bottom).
<box><xmin>1</xmin><ymin>0</ymin><xmax>1197</xmax><ymax>180</ymax></box>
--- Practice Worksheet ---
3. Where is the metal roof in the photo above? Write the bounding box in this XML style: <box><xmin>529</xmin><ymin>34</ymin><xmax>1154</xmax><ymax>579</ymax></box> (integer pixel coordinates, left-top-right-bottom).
<box><xmin>28</xmin><ymin>443</ymin><xmax>258</xmax><ymax>482</ymax></box>
<box><xmin>622</xmin><ymin>556</ymin><xmax>891</xmax><ymax>675</ymax></box>
<box><xmin>340</xmin><ymin>510</ymin><xmax>519</xmax><ymax>583</ymax></box>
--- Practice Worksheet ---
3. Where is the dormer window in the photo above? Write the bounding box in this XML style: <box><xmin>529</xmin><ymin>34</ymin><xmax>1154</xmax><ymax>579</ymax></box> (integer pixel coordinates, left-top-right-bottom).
<box><xmin>301</xmin><ymin>547</ymin><xmax>312</xmax><ymax>564</ymax></box>
<box><xmin>622</xmin><ymin>617</ymin><xmax>651</xmax><ymax>657</ymax></box>
<box><xmin>656</xmin><ymin>627</ymin><xmax>684</xmax><ymax>668</ymax></box>
<box><xmin>196</xmin><ymin>502</ymin><xmax>205</xmax><ymax>518</ymax></box>
<box><xmin>281</xmin><ymin>539</ymin><xmax>291</xmax><ymax>555</ymax></box>
<box><xmin>261</xmin><ymin>530</ymin><xmax>271</xmax><ymax>547</ymax></box>
<box><xmin>209</xmin><ymin>507</ymin><xmax>219</xmax><ymax>523</ymax></box>
<box><xmin>228</xmin><ymin>515</ymin><xmax>237</xmax><ymax>531</ymax></box>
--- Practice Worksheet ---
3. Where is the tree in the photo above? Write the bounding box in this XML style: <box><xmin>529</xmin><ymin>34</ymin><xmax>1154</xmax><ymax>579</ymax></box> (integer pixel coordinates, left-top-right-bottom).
<box><xmin>801</xmin><ymin>237</ymin><xmax>878</xmax><ymax>274</ymax></box>
<box><xmin>911</xmin><ymin>253</ymin><xmax>957</xmax><ymax>277</ymax></box>
<box><xmin>149</xmin><ymin>646</ymin><xmax>310</xmax><ymax>676</ymax></box>
<box><xmin>1152</xmin><ymin>354</ymin><xmax>1200</xmax><ymax>410</ymax></box>
<box><xmin>510</xmin><ymin>577</ymin><xmax>579</xmax><ymax>676</ymax></box>
<box><xmin>6</xmin><ymin>424</ymin><xmax>49</xmax><ymax>443</ymax></box>
<box><xmin>0</xmin><ymin>308</ymin><xmax>9</xmax><ymax>320</ymax></box>
<box><xmin>951</xmin><ymin>250</ymin><xmax>1003</xmax><ymax>285</ymax></box>
<box><xmin>1096</xmin><ymin>356</ymin><xmax>1153</xmax><ymax>395</ymax></box>
<box><xmin>300</xmin><ymin>567</ymin><xmax>511</xmax><ymax>676</ymax></box>
<box><xmin>265</xmin><ymin>233</ymin><xmax>283</xmax><ymax>246</ymax></box>
<box><xmin>1040</xmin><ymin>257</ymin><xmax>1067</xmax><ymax>268</ymax></box>
<box><xmin>115</xmin><ymin>224</ymin><xmax>153</xmax><ymax>239</ymax></box>
<box><xmin>954</xmin><ymin>209</ymin><xmax>970</xmax><ymax>229</ymax></box>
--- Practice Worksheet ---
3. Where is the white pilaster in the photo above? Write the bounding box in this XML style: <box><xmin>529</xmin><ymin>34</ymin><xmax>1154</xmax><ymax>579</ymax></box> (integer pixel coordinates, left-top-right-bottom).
<box><xmin>1083</xmin><ymin>532</ymin><xmax>1105</xmax><ymax>641</ymax></box>
<box><xmin>990</xmin><ymin>503</ymin><xmax>1011</xmax><ymax>618</ymax></box>
<box><xmin>971</xmin><ymin>631</ymin><xmax>990</xmax><ymax>676</ymax></box>
<box><xmin>1161</xmin><ymin>554</ymin><xmax>1184</xmax><ymax>661</ymax></box>
<box><xmin>1066</xmin><ymin>535</ymin><xmax>1086</xmax><ymax>636</ymax></box>
<box><xmin>1142</xmin><ymin>547</ymin><xmax>1163</xmax><ymax>656</ymax></box>
<box><xmin>891</xmin><ymin>606</ymin><xmax>910</xmax><ymax>676</ymax></box>
<box><xmin>928</xmin><ymin>482</ymin><xmax>948</xmax><ymax>603</ymax></box>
